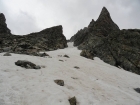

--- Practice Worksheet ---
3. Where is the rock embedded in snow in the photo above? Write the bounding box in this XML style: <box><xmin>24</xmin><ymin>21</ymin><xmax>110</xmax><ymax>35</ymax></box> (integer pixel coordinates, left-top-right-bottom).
<box><xmin>80</xmin><ymin>50</ymin><xmax>94</xmax><ymax>60</ymax></box>
<box><xmin>71</xmin><ymin>77</ymin><xmax>78</xmax><ymax>80</ymax></box>
<box><xmin>30</xmin><ymin>52</ymin><xmax>50</xmax><ymax>57</ymax></box>
<box><xmin>134</xmin><ymin>88</ymin><xmax>140</xmax><ymax>94</ymax></box>
<box><xmin>38</xmin><ymin>52</ymin><xmax>49</xmax><ymax>57</ymax></box>
<box><xmin>63</xmin><ymin>54</ymin><xmax>70</xmax><ymax>58</ymax></box>
<box><xmin>58</xmin><ymin>55</ymin><xmax>63</xmax><ymax>57</ymax></box>
<box><xmin>69</xmin><ymin>96</ymin><xmax>77</xmax><ymax>105</ymax></box>
<box><xmin>54</xmin><ymin>80</ymin><xmax>64</xmax><ymax>86</ymax></box>
<box><xmin>48</xmin><ymin>56</ymin><xmax>52</xmax><ymax>58</ymax></box>
<box><xmin>3</xmin><ymin>52</ymin><xmax>11</xmax><ymax>56</ymax></box>
<box><xmin>15</xmin><ymin>60</ymin><xmax>41</xmax><ymax>69</ymax></box>
<box><xmin>34</xmin><ymin>65</ymin><xmax>41</xmax><ymax>69</ymax></box>
<box><xmin>74</xmin><ymin>66</ymin><xmax>80</xmax><ymax>69</ymax></box>
<box><xmin>59</xmin><ymin>59</ymin><xmax>64</xmax><ymax>62</ymax></box>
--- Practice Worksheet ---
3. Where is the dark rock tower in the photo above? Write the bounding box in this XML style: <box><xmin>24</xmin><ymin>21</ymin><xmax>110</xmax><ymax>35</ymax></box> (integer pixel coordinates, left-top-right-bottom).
<box><xmin>0</xmin><ymin>13</ymin><xmax>11</xmax><ymax>34</ymax></box>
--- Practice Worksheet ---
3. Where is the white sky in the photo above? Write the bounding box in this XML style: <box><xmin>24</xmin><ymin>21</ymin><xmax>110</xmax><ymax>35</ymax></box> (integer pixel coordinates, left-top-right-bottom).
<box><xmin>0</xmin><ymin>0</ymin><xmax>140</xmax><ymax>39</ymax></box>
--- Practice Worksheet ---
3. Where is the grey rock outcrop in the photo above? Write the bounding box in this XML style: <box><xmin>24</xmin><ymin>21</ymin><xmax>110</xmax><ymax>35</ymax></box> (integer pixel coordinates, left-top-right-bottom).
<box><xmin>0</xmin><ymin>13</ymin><xmax>11</xmax><ymax>34</ymax></box>
<box><xmin>70</xmin><ymin>7</ymin><xmax>140</xmax><ymax>75</ymax></box>
<box><xmin>69</xmin><ymin>19</ymin><xmax>95</xmax><ymax>44</ymax></box>
<box><xmin>80</xmin><ymin>50</ymin><xmax>94</xmax><ymax>60</ymax></box>
<box><xmin>0</xmin><ymin>13</ymin><xmax>68</xmax><ymax>55</ymax></box>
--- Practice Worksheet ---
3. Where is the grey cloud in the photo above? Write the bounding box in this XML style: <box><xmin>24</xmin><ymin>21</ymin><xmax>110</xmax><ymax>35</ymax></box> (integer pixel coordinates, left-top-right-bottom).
<box><xmin>9</xmin><ymin>11</ymin><xmax>40</xmax><ymax>35</ymax></box>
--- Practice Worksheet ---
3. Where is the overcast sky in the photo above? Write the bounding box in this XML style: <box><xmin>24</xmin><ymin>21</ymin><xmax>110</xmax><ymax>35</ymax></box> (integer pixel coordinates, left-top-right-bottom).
<box><xmin>0</xmin><ymin>0</ymin><xmax>140</xmax><ymax>39</ymax></box>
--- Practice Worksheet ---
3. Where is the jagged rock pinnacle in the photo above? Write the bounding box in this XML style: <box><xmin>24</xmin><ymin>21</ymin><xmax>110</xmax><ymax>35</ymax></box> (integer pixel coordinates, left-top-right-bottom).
<box><xmin>101</xmin><ymin>7</ymin><xmax>109</xmax><ymax>15</ymax></box>
<box><xmin>97</xmin><ymin>7</ymin><xmax>112</xmax><ymax>22</ymax></box>
<box><xmin>88</xmin><ymin>19</ymin><xmax>95</xmax><ymax>28</ymax></box>
<box><xmin>93</xmin><ymin>7</ymin><xmax>120</xmax><ymax>36</ymax></box>
<box><xmin>0</xmin><ymin>13</ymin><xmax>11</xmax><ymax>34</ymax></box>
<box><xmin>70</xmin><ymin>7</ymin><xmax>140</xmax><ymax>75</ymax></box>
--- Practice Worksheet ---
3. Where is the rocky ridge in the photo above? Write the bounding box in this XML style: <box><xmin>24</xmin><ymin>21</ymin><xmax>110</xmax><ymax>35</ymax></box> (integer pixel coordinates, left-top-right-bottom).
<box><xmin>69</xmin><ymin>19</ymin><xmax>95</xmax><ymax>46</ymax></box>
<box><xmin>70</xmin><ymin>7</ymin><xmax>140</xmax><ymax>75</ymax></box>
<box><xmin>0</xmin><ymin>13</ymin><xmax>67</xmax><ymax>54</ymax></box>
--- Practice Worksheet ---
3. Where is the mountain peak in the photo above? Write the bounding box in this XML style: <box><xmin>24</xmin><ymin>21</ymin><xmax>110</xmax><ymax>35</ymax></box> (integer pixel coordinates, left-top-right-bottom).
<box><xmin>102</xmin><ymin>7</ymin><xmax>109</xmax><ymax>13</ymax></box>
<box><xmin>93</xmin><ymin>7</ymin><xmax>120</xmax><ymax>36</ymax></box>
<box><xmin>0</xmin><ymin>13</ymin><xmax>11</xmax><ymax>34</ymax></box>
<box><xmin>97</xmin><ymin>7</ymin><xmax>110</xmax><ymax>21</ymax></box>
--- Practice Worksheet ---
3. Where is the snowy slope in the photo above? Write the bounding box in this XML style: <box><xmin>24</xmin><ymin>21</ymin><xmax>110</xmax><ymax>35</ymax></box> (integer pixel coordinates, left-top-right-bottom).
<box><xmin>0</xmin><ymin>42</ymin><xmax>140</xmax><ymax>105</ymax></box>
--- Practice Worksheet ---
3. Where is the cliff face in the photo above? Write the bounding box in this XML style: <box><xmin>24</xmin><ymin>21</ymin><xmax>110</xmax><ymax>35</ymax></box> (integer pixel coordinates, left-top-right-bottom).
<box><xmin>70</xmin><ymin>7</ymin><xmax>140</xmax><ymax>75</ymax></box>
<box><xmin>0</xmin><ymin>13</ymin><xmax>11</xmax><ymax>34</ymax></box>
<box><xmin>70</xmin><ymin>27</ymin><xmax>88</xmax><ymax>46</ymax></box>
<box><xmin>69</xmin><ymin>19</ymin><xmax>95</xmax><ymax>46</ymax></box>
<box><xmin>0</xmin><ymin>13</ymin><xmax>67</xmax><ymax>54</ymax></box>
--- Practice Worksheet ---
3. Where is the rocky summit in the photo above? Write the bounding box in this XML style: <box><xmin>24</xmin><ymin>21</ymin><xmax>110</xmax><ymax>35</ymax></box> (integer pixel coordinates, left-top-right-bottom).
<box><xmin>70</xmin><ymin>7</ymin><xmax>140</xmax><ymax>75</ymax></box>
<box><xmin>0</xmin><ymin>13</ymin><xmax>11</xmax><ymax>34</ymax></box>
<box><xmin>0</xmin><ymin>13</ymin><xmax>67</xmax><ymax>55</ymax></box>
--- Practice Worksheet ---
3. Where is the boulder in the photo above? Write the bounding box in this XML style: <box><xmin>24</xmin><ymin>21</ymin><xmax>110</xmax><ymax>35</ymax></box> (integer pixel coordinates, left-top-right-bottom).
<box><xmin>3</xmin><ymin>52</ymin><xmax>11</xmax><ymax>56</ymax></box>
<box><xmin>63</xmin><ymin>54</ymin><xmax>70</xmax><ymax>58</ymax></box>
<box><xmin>15</xmin><ymin>60</ymin><xmax>41</xmax><ymax>69</ymax></box>
<box><xmin>74</xmin><ymin>66</ymin><xmax>80</xmax><ymax>69</ymax></box>
<box><xmin>80</xmin><ymin>50</ymin><xmax>94</xmax><ymax>60</ymax></box>
<box><xmin>69</xmin><ymin>97</ymin><xmax>77</xmax><ymax>105</ymax></box>
<box><xmin>134</xmin><ymin>88</ymin><xmax>140</xmax><ymax>94</ymax></box>
<box><xmin>54</xmin><ymin>80</ymin><xmax>64</xmax><ymax>86</ymax></box>
<box><xmin>59</xmin><ymin>60</ymin><xmax>64</xmax><ymax>62</ymax></box>
<box><xmin>38</xmin><ymin>52</ymin><xmax>49</xmax><ymax>57</ymax></box>
<box><xmin>29</xmin><ymin>52</ymin><xmax>49</xmax><ymax>57</ymax></box>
